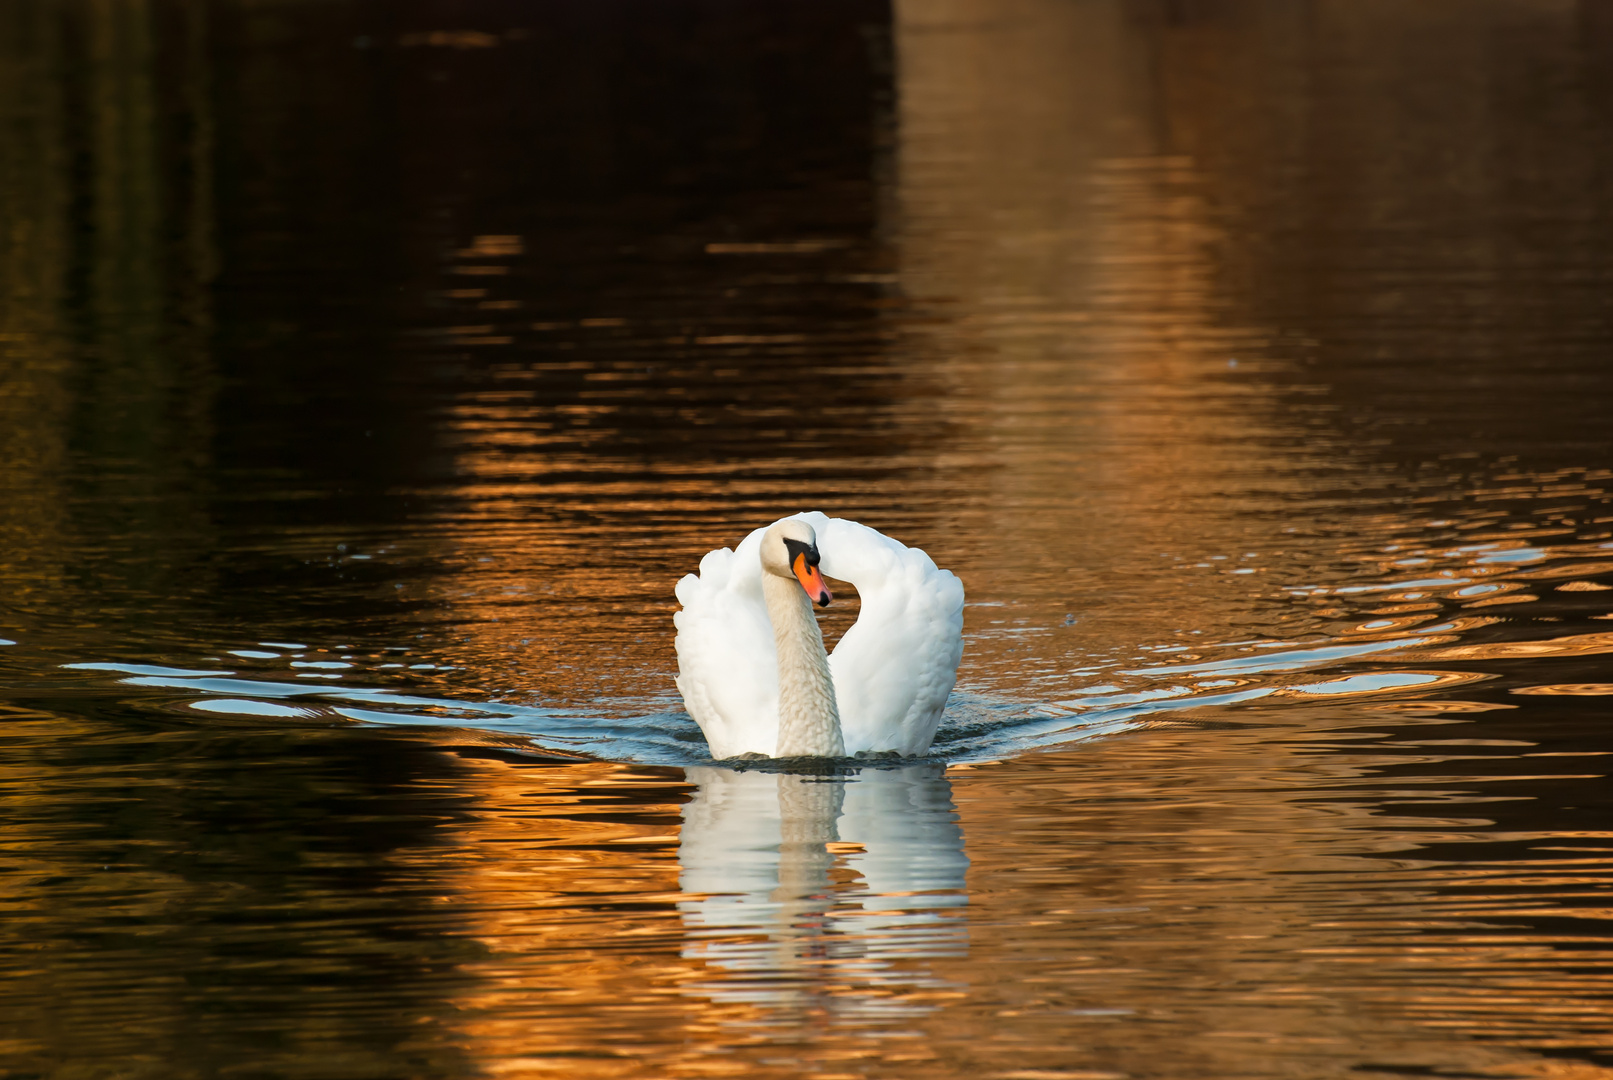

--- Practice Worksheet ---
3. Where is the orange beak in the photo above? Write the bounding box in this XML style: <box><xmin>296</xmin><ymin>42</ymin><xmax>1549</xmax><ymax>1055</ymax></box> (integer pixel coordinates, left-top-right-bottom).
<box><xmin>793</xmin><ymin>553</ymin><xmax>832</xmax><ymax>607</ymax></box>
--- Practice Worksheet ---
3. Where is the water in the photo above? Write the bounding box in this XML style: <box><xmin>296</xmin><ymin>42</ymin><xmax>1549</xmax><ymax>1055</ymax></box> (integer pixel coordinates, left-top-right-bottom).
<box><xmin>4</xmin><ymin>1</ymin><xmax>1613</xmax><ymax>1076</ymax></box>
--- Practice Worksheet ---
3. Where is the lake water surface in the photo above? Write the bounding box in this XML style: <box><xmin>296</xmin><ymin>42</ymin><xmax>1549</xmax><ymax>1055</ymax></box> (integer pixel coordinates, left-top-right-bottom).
<box><xmin>4</xmin><ymin>2</ymin><xmax>1613</xmax><ymax>1077</ymax></box>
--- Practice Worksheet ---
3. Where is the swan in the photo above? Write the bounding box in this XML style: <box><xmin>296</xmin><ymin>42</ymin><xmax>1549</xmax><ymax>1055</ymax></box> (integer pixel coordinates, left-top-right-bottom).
<box><xmin>673</xmin><ymin>512</ymin><xmax>965</xmax><ymax>759</ymax></box>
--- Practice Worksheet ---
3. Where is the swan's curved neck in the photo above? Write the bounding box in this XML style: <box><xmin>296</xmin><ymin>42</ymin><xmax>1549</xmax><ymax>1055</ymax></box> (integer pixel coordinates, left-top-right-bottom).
<box><xmin>762</xmin><ymin>573</ymin><xmax>843</xmax><ymax>757</ymax></box>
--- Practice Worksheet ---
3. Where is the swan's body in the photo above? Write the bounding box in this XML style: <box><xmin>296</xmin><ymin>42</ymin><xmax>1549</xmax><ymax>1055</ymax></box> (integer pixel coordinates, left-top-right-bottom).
<box><xmin>673</xmin><ymin>513</ymin><xmax>965</xmax><ymax>759</ymax></box>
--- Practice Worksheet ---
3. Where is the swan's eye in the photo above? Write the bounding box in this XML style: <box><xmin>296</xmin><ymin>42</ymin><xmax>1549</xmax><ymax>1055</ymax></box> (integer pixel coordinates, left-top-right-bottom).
<box><xmin>782</xmin><ymin>536</ymin><xmax>818</xmax><ymax>569</ymax></box>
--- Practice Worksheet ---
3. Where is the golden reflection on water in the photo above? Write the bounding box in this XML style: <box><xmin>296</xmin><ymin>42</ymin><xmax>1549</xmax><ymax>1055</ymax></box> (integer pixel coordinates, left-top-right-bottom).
<box><xmin>341</xmin><ymin>718</ymin><xmax>1613</xmax><ymax>1079</ymax></box>
<box><xmin>362</xmin><ymin>758</ymin><xmax>969</xmax><ymax>1078</ymax></box>
<box><xmin>4</xmin><ymin>1</ymin><xmax>1613</xmax><ymax>1078</ymax></box>
<box><xmin>388</xmin><ymin>0</ymin><xmax>1613</xmax><ymax>1070</ymax></box>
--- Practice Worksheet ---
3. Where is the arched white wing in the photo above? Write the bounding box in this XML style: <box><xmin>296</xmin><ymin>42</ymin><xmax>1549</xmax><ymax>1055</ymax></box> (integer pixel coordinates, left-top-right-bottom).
<box><xmin>794</xmin><ymin>512</ymin><xmax>965</xmax><ymax>756</ymax></box>
<box><xmin>672</xmin><ymin>528</ymin><xmax>780</xmax><ymax>758</ymax></box>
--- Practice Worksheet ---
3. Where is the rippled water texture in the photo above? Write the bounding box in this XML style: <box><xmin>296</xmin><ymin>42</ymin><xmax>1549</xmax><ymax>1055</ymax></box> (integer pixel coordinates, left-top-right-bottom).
<box><xmin>5</xmin><ymin>1</ymin><xmax>1613</xmax><ymax>1077</ymax></box>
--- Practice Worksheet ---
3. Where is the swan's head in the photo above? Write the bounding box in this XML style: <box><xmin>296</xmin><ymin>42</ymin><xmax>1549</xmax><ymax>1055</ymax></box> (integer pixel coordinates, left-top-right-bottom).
<box><xmin>761</xmin><ymin>519</ymin><xmax>832</xmax><ymax>607</ymax></box>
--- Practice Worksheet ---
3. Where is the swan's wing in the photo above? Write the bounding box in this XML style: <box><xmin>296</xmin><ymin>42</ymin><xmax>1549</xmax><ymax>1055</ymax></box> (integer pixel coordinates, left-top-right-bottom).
<box><xmin>798</xmin><ymin>514</ymin><xmax>965</xmax><ymax>756</ymax></box>
<box><xmin>673</xmin><ymin>534</ymin><xmax>780</xmax><ymax>758</ymax></box>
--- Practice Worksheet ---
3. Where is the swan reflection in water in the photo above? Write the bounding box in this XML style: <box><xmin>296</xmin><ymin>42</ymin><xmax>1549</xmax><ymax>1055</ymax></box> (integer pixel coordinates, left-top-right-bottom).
<box><xmin>677</xmin><ymin>763</ymin><xmax>969</xmax><ymax>1022</ymax></box>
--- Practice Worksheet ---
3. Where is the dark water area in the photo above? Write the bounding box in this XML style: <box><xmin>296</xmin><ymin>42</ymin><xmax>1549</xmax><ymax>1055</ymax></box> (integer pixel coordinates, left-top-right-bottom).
<box><xmin>4</xmin><ymin>1</ymin><xmax>1613</xmax><ymax>1077</ymax></box>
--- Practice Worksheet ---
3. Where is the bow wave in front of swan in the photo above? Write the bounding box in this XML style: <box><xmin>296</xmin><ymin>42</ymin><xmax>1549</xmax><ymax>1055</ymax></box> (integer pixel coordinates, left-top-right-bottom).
<box><xmin>673</xmin><ymin>512</ymin><xmax>966</xmax><ymax>760</ymax></box>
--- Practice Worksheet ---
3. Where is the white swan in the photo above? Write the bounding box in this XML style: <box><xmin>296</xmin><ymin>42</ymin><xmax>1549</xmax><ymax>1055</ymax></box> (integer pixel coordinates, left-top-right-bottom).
<box><xmin>673</xmin><ymin>512</ymin><xmax>965</xmax><ymax>758</ymax></box>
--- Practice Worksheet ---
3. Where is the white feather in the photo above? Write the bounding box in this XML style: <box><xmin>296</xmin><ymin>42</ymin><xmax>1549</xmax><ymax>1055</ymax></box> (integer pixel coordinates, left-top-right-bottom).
<box><xmin>674</xmin><ymin>513</ymin><xmax>965</xmax><ymax>759</ymax></box>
